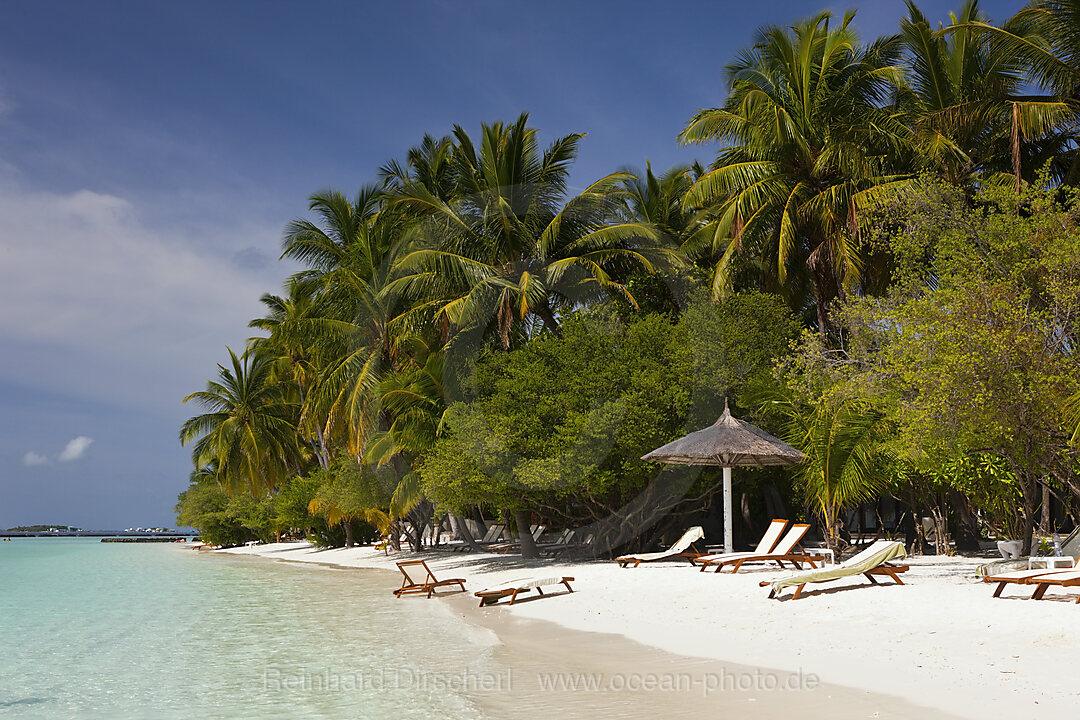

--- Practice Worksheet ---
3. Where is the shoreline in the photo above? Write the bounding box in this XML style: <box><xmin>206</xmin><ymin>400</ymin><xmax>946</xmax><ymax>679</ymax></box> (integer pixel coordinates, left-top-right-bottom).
<box><xmin>215</xmin><ymin>543</ymin><xmax>949</xmax><ymax>718</ymax></box>
<box><xmin>215</xmin><ymin>541</ymin><xmax>1074</xmax><ymax>717</ymax></box>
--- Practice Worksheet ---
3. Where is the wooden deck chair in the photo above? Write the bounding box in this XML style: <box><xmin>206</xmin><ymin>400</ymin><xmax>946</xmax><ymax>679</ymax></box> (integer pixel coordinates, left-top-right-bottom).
<box><xmin>698</xmin><ymin>523</ymin><xmax>814</xmax><ymax>573</ymax></box>
<box><xmin>615</xmin><ymin>526</ymin><xmax>705</xmax><ymax>568</ymax></box>
<box><xmin>545</xmin><ymin>531</ymin><xmax>596</xmax><ymax>558</ymax></box>
<box><xmin>1028</xmin><ymin>570</ymin><xmax>1080</xmax><ymax>602</ymax></box>
<box><xmin>489</xmin><ymin>524</ymin><xmax>547</xmax><ymax>553</ymax></box>
<box><xmin>762</xmin><ymin>540</ymin><xmax>909</xmax><ymax>599</ymax></box>
<box><xmin>985</xmin><ymin>567</ymin><xmax>1080</xmax><ymax>601</ymax></box>
<box><xmin>536</xmin><ymin>529</ymin><xmax>574</xmax><ymax>554</ymax></box>
<box><xmin>475</xmin><ymin>577</ymin><xmax>575</xmax><ymax>606</ymax></box>
<box><xmin>448</xmin><ymin>522</ymin><xmax>505</xmax><ymax>552</ymax></box>
<box><xmin>392</xmin><ymin>560</ymin><xmax>466</xmax><ymax>599</ymax></box>
<box><xmin>982</xmin><ymin>567</ymin><xmax>1070</xmax><ymax>598</ymax></box>
<box><xmin>691</xmin><ymin>519</ymin><xmax>787</xmax><ymax>567</ymax></box>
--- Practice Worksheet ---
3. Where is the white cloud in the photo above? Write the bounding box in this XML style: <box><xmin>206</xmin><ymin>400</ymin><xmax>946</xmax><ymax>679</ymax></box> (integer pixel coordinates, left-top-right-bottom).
<box><xmin>0</xmin><ymin>164</ymin><xmax>287</xmax><ymax>414</ymax></box>
<box><xmin>58</xmin><ymin>436</ymin><xmax>94</xmax><ymax>462</ymax></box>
<box><xmin>22</xmin><ymin>451</ymin><xmax>50</xmax><ymax>467</ymax></box>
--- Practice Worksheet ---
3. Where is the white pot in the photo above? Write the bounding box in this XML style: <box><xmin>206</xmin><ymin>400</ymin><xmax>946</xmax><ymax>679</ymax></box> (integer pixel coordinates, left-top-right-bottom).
<box><xmin>997</xmin><ymin>540</ymin><xmax>1023</xmax><ymax>559</ymax></box>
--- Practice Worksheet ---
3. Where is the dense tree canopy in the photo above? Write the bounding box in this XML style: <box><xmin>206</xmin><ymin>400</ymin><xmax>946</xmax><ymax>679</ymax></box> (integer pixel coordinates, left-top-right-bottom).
<box><xmin>179</xmin><ymin>1</ymin><xmax>1080</xmax><ymax>557</ymax></box>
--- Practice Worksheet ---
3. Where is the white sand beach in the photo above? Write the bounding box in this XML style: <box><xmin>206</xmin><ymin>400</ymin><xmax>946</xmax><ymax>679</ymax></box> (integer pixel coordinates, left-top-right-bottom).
<box><xmin>219</xmin><ymin>542</ymin><xmax>1078</xmax><ymax>718</ymax></box>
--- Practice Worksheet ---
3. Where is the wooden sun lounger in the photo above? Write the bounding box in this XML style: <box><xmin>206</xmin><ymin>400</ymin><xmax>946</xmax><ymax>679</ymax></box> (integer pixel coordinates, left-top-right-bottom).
<box><xmin>615</xmin><ymin>526</ymin><xmax>705</xmax><ymax>568</ymax></box>
<box><xmin>445</xmin><ymin>523</ymin><xmax>506</xmax><ymax>552</ymax></box>
<box><xmin>699</xmin><ymin>523</ymin><xmax>813</xmax><ymax>573</ymax></box>
<box><xmin>985</xmin><ymin>568</ymin><xmax>1080</xmax><ymax>602</ymax></box>
<box><xmin>475</xmin><ymin>577</ymin><xmax>575</xmax><ymax>606</ymax></box>
<box><xmin>692</xmin><ymin>518</ymin><xmax>788</xmax><ymax>566</ymax></box>
<box><xmin>542</xmin><ymin>531</ymin><xmax>595</xmax><ymax>558</ymax></box>
<box><xmin>488</xmin><ymin>524</ymin><xmax>547</xmax><ymax>553</ymax></box>
<box><xmin>983</xmin><ymin>568</ymin><xmax>1068</xmax><ymax>598</ymax></box>
<box><xmin>763</xmin><ymin>540</ymin><xmax>909</xmax><ymax>600</ymax></box>
<box><xmin>392</xmin><ymin>560</ymin><xmax>467</xmax><ymax>599</ymax></box>
<box><xmin>1029</xmin><ymin>570</ymin><xmax>1080</xmax><ymax>602</ymax></box>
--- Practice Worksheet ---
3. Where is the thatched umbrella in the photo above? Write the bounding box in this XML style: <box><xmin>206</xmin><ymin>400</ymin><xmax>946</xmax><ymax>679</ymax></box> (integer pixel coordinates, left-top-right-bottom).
<box><xmin>641</xmin><ymin>402</ymin><xmax>805</xmax><ymax>553</ymax></box>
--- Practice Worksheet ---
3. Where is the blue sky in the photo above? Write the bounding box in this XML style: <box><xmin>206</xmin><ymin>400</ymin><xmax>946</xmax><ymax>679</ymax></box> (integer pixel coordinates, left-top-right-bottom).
<box><xmin>0</xmin><ymin>0</ymin><xmax>1021</xmax><ymax>529</ymax></box>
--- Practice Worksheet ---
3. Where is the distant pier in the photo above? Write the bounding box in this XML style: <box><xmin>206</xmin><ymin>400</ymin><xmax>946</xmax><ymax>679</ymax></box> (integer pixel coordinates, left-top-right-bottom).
<box><xmin>1</xmin><ymin>531</ymin><xmax>193</xmax><ymax>539</ymax></box>
<box><xmin>100</xmin><ymin>537</ymin><xmax>188</xmax><ymax>543</ymax></box>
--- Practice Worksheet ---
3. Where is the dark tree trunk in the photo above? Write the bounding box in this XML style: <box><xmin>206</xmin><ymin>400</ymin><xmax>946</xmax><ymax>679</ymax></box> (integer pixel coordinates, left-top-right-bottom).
<box><xmin>1021</xmin><ymin>511</ymin><xmax>1037</xmax><ymax>557</ymax></box>
<box><xmin>949</xmin><ymin>490</ymin><xmax>982</xmax><ymax>553</ymax></box>
<box><xmin>452</xmin><ymin>513</ymin><xmax>481</xmax><ymax>551</ymax></box>
<box><xmin>739</xmin><ymin>492</ymin><xmax>752</xmax><ymax>548</ymax></box>
<box><xmin>514</xmin><ymin>510</ymin><xmax>539</xmax><ymax>559</ymax></box>
<box><xmin>1041</xmin><ymin>483</ymin><xmax>1051</xmax><ymax>533</ymax></box>
<box><xmin>809</xmin><ymin>240</ymin><xmax>839</xmax><ymax>338</ymax></box>
<box><xmin>343</xmin><ymin>520</ymin><xmax>355</xmax><ymax>548</ymax></box>
<box><xmin>471</xmin><ymin>506</ymin><xmax>488</xmax><ymax>538</ymax></box>
<box><xmin>763</xmin><ymin>482</ymin><xmax>788</xmax><ymax>521</ymax></box>
<box><xmin>296</xmin><ymin>380</ymin><xmax>330</xmax><ymax>470</ymax></box>
<box><xmin>536</xmin><ymin>304</ymin><xmax>562</xmax><ymax>336</ymax></box>
<box><xmin>1020</xmin><ymin>473</ymin><xmax>1039</xmax><ymax>556</ymax></box>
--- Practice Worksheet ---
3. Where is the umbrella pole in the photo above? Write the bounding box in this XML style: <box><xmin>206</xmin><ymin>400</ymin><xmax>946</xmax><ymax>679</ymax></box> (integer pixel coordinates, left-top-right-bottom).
<box><xmin>723</xmin><ymin>466</ymin><xmax>733</xmax><ymax>554</ymax></box>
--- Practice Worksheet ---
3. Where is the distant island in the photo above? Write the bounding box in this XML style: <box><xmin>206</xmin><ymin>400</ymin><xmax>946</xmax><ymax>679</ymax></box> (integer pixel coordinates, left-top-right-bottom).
<box><xmin>6</xmin><ymin>525</ymin><xmax>83</xmax><ymax>532</ymax></box>
<box><xmin>2</xmin><ymin>527</ymin><xmax>190</xmax><ymax>537</ymax></box>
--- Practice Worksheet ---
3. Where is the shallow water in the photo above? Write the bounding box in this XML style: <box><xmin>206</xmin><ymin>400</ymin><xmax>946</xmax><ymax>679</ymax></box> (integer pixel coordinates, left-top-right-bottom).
<box><xmin>0</xmin><ymin>539</ymin><xmax>499</xmax><ymax>719</ymax></box>
<box><xmin>0</xmin><ymin>539</ymin><xmax>955</xmax><ymax>720</ymax></box>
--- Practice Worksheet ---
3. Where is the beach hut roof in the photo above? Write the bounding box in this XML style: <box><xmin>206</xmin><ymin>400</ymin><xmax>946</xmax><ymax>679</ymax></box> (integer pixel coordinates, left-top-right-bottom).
<box><xmin>641</xmin><ymin>403</ymin><xmax>805</xmax><ymax>468</ymax></box>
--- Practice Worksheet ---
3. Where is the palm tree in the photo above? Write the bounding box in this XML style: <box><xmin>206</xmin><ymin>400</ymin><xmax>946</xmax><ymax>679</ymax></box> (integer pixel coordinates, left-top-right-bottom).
<box><xmin>386</xmin><ymin>113</ymin><xmax>677</xmax><ymax>350</ymax></box>
<box><xmin>180</xmin><ymin>348</ymin><xmax>302</xmax><ymax>495</ymax></box>
<box><xmin>379</xmin><ymin>133</ymin><xmax>456</xmax><ymax>203</ymax></box>
<box><xmin>278</xmin><ymin>188</ymin><xmax>409</xmax><ymax>457</ymax></box>
<box><xmin>249</xmin><ymin>278</ymin><xmax>331</xmax><ymax>468</ymax></box>
<box><xmin>982</xmin><ymin>0</ymin><xmax>1080</xmax><ymax>98</ymax></box>
<box><xmin>968</xmin><ymin>0</ymin><xmax>1080</xmax><ymax>185</ymax></box>
<box><xmin>679</xmin><ymin>12</ymin><xmax>911</xmax><ymax>331</ymax></box>
<box><xmin>761</xmin><ymin>392</ymin><xmax>893</xmax><ymax>550</ymax></box>
<box><xmin>307</xmin><ymin>464</ymin><xmax>391</xmax><ymax>548</ymax></box>
<box><xmin>899</xmin><ymin>1</ymin><xmax>1074</xmax><ymax>189</ymax></box>
<box><xmin>362</xmin><ymin>336</ymin><xmax>449</xmax><ymax>551</ymax></box>
<box><xmin>619</xmin><ymin>162</ymin><xmax>701</xmax><ymax>247</ymax></box>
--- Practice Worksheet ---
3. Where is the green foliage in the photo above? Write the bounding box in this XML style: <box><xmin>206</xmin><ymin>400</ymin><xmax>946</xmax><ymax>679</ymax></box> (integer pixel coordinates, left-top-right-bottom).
<box><xmin>179</xmin><ymin>348</ymin><xmax>303</xmax><ymax>495</ymax></box>
<box><xmin>307</xmin><ymin>458</ymin><xmax>393</xmax><ymax>534</ymax></box>
<box><xmin>679</xmin><ymin>11</ymin><xmax>910</xmax><ymax>322</ymax></box>
<box><xmin>749</xmin><ymin>364</ymin><xmax>895</xmax><ymax>548</ymax></box>
<box><xmin>178</xmin><ymin>0</ymin><xmax>1080</xmax><ymax>551</ymax></box>
<box><xmin>937</xmin><ymin>454</ymin><xmax>1024</xmax><ymax>539</ymax></box>
<box><xmin>420</xmin><ymin>294</ymin><xmax>800</xmax><ymax>520</ymax></box>
<box><xmin>779</xmin><ymin>179</ymin><xmax>1080</xmax><ymax>546</ymax></box>
<box><xmin>175</xmin><ymin>481</ymin><xmax>258</xmax><ymax>546</ymax></box>
<box><xmin>386</xmin><ymin>112</ymin><xmax>681</xmax><ymax>350</ymax></box>
<box><xmin>271</xmin><ymin>473</ymin><xmax>324</xmax><ymax>536</ymax></box>
<box><xmin>897</xmin><ymin>1</ymin><xmax>1073</xmax><ymax>187</ymax></box>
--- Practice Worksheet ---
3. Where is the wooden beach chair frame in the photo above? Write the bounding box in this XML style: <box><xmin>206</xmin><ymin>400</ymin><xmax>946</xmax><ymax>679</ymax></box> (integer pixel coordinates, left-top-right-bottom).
<box><xmin>762</xmin><ymin>564</ymin><xmax>909</xmax><ymax>599</ymax></box>
<box><xmin>699</xmin><ymin>523</ymin><xmax>815</xmax><ymax>573</ymax></box>
<box><xmin>983</xmin><ymin>568</ymin><xmax>1067</xmax><ymax>599</ymax></box>
<box><xmin>488</xmin><ymin>524</ymin><xmax>547</xmax><ymax>553</ymax></box>
<box><xmin>762</xmin><ymin>540</ymin><xmax>909</xmax><ymax>600</ymax></box>
<box><xmin>542</xmin><ymin>531</ymin><xmax>595</xmax><ymax>558</ymax></box>
<box><xmin>475</xmin><ymin>577</ymin><xmax>575</xmax><ymax>606</ymax></box>
<box><xmin>690</xmin><ymin>518</ymin><xmax>788</xmax><ymax>568</ymax></box>
<box><xmin>1029</xmin><ymin>571</ymin><xmax>1080</xmax><ymax>602</ymax></box>
<box><xmin>392</xmin><ymin>560</ymin><xmax>466</xmax><ymax>599</ymax></box>
<box><xmin>985</xmin><ymin>568</ymin><xmax>1080</xmax><ymax>602</ymax></box>
<box><xmin>447</xmin><ymin>522</ymin><xmax>506</xmax><ymax>553</ymax></box>
<box><xmin>615</xmin><ymin>526</ymin><xmax>706</xmax><ymax>568</ymax></box>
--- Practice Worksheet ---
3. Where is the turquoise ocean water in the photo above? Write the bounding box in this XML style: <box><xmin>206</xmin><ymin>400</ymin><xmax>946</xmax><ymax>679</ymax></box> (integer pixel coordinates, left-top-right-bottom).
<box><xmin>0</xmin><ymin>539</ymin><xmax>501</xmax><ymax>719</ymax></box>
